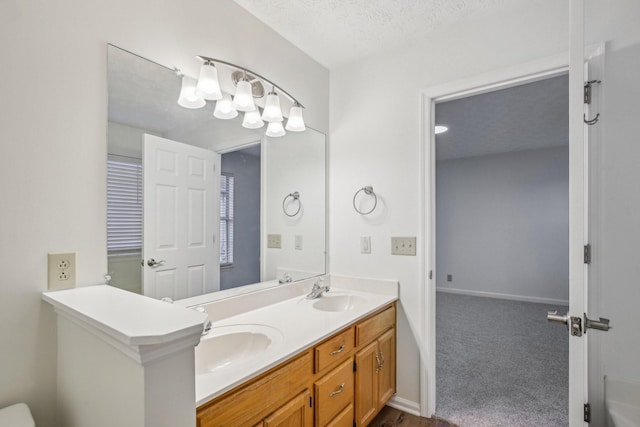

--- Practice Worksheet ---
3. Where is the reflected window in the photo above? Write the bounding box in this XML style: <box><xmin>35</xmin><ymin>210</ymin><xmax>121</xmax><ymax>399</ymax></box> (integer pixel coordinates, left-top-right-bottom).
<box><xmin>220</xmin><ymin>174</ymin><xmax>234</xmax><ymax>266</ymax></box>
<box><xmin>107</xmin><ymin>155</ymin><xmax>142</xmax><ymax>255</ymax></box>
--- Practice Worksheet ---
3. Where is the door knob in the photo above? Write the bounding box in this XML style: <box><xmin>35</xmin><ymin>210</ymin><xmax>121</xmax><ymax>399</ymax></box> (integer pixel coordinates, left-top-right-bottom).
<box><xmin>146</xmin><ymin>258</ymin><xmax>166</xmax><ymax>267</ymax></box>
<box><xmin>547</xmin><ymin>311</ymin><xmax>611</xmax><ymax>336</ymax></box>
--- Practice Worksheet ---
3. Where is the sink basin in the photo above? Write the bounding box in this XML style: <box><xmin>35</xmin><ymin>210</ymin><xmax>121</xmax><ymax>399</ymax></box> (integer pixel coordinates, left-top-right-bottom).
<box><xmin>195</xmin><ymin>324</ymin><xmax>282</xmax><ymax>374</ymax></box>
<box><xmin>312</xmin><ymin>294</ymin><xmax>365</xmax><ymax>312</ymax></box>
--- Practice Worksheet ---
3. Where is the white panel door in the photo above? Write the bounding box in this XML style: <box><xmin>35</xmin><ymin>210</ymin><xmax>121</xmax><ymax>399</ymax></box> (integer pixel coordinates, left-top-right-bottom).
<box><xmin>143</xmin><ymin>134</ymin><xmax>220</xmax><ymax>300</ymax></box>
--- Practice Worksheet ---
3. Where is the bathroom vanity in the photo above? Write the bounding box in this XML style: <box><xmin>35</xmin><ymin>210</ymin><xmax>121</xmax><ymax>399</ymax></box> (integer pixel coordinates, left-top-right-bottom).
<box><xmin>196</xmin><ymin>302</ymin><xmax>396</xmax><ymax>427</ymax></box>
<box><xmin>43</xmin><ymin>275</ymin><xmax>398</xmax><ymax>427</ymax></box>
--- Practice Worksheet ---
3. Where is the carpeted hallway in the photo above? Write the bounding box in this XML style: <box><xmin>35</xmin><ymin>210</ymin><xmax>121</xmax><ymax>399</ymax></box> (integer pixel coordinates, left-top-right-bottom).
<box><xmin>435</xmin><ymin>292</ymin><xmax>569</xmax><ymax>426</ymax></box>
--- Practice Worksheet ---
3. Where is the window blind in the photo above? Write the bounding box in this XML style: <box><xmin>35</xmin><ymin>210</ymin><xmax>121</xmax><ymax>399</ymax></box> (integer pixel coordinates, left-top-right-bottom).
<box><xmin>220</xmin><ymin>173</ymin><xmax>234</xmax><ymax>265</ymax></box>
<box><xmin>107</xmin><ymin>156</ymin><xmax>142</xmax><ymax>254</ymax></box>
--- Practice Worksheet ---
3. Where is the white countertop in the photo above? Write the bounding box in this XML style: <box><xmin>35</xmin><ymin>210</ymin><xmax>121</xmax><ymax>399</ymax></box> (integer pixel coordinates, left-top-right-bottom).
<box><xmin>194</xmin><ymin>276</ymin><xmax>398</xmax><ymax>407</ymax></box>
<box><xmin>42</xmin><ymin>285</ymin><xmax>206</xmax><ymax>346</ymax></box>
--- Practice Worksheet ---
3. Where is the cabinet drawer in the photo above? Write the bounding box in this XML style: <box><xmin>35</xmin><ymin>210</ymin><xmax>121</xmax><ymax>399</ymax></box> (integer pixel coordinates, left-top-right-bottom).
<box><xmin>315</xmin><ymin>327</ymin><xmax>355</xmax><ymax>373</ymax></box>
<box><xmin>197</xmin><ymin>351</ymin><xmax>312</xmax><ymax>427</ymax></box>
<box><xmin>356</xmin><ymin>305</ymin><xmax>395</xmax><ymax>347</ymax></box>
<box><xmin>326</xmin><ymin>403</ymin><xmax>354</xmax><ymax>427</ymax></box>
<box><xmin>315</xmin><ymin>358</ymin><xmax>354</xmax><ymax>427</ymax></box>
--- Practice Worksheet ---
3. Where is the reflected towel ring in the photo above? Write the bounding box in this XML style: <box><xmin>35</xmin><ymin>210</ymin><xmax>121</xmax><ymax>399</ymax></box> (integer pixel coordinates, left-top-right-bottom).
<box><xmin>282</xmin><ymin>192</ymin><xmax>301</xmax><ymax>217</ymax></box>
<box><xmin>353</xmin><ymin>186</ymin><xmax>378</xmax><ymax>215</ymax></box>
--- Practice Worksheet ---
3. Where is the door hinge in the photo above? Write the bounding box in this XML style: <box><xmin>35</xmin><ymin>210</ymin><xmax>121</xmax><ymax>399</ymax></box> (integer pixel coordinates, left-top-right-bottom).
<box><xmin>584</xmin><ymin>244</ymin><xmax>591</xmax><ymax>264</ymax></box>
<box><xmin>353</xmin><ymin>421</ymin><xmax>357</xmax><ymax>427</ymax></box>
<box><xmin>309</xmin><ymin>396</ymin><xmax>313</xmax><ymax>408</ymax></box>
<box><xmin>429</xmin><ymin>270</ymin><xmax>433</xmax><ymax>280</ymax></box>
<box><xmin>584</xmin><ymin>403</ymin><xmax>591</xmax><ymax>422</ymax></box>
<box><xmin>353</xmin><ymin>361</ymin><xmax>357</xmax><ymax>372</ymax></box>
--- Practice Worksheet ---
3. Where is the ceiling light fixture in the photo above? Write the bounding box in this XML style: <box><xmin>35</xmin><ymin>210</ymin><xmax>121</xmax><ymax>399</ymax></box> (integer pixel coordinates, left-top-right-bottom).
<box><xmin>435</xmin><ymin>125</ymin><xmax>448</xmax><ymax>134</ymax></box>
<box><xmin>176</xmin><ymin>55</ymin><xmax>306</xmax><ymax>138</ymax></box>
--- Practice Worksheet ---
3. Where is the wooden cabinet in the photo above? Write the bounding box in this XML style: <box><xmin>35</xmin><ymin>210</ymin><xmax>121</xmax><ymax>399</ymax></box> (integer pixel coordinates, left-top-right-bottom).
<box><xmin>354</xmin><ymin>308</ymin><xmax>396</xmax><ymax>427</ymax></box>
<box><xmin>264</xmin><ymin>390</ymin><xmax>313</xmax><ymax>427</ymax></box>
<box><xmin>315</xmin><ymin>358</ymin><xmax>354</xmax><ymax>426</ymax></box>
<box><xmin>196</xmin><ymin>303</ymin><xmax>396</xmax><ymax>427</ymax></box>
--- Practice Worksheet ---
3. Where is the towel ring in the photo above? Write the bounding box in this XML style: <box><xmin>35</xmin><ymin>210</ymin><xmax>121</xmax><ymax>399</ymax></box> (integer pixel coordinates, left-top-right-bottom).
<box><xmin>282</xmin><ymin>192</ymin><xmax>301</xmax><ymax>217</ymax></box>
<box><xmin>353</xmin><ymin>186</ymin><xmax>378</xmax><ymax>215</ymax></box>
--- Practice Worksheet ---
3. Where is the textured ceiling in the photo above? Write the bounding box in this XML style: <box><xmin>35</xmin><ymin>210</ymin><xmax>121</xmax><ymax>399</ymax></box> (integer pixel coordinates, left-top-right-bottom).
<box><xmin>435</xmin><ymin>75</ymin><xmax>569</xmax><ymax>161</ymax></box>
<box><xmin>233</xmin><ymin>0</ymin><xmax>524</xmax><ymax>68</ymax></box>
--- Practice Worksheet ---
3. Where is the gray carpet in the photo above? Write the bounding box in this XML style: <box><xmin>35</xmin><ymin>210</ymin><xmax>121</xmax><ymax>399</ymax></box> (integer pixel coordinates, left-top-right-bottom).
<box><xmin>435</xmin><ymin>292</ymin><xmax>568</xmax><ymax>427</ymax></box>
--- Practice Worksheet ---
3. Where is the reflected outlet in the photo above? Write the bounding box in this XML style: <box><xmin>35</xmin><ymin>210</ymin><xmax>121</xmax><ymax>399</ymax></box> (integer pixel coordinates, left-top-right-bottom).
<box><xmin>267</xmin><ymin>234</ymin><xmax>282</xmax><ymax>249</ymax></box>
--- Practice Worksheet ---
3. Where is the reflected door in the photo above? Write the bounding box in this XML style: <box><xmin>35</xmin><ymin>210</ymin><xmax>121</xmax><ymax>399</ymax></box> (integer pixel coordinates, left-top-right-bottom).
<box><xmin>142</xmin><ymin>134</ymin><xmax>220</xmax><ymax>299</ymax></box>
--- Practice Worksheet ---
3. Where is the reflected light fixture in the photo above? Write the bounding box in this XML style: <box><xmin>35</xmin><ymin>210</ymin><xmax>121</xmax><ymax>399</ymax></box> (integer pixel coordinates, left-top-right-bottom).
<box><xmin>285</xmin><ymin>102</ymin><xmax>306</xmax><ymax>132</ymax></box>
<box><xmin>195</xmin><ymin>61</ymin><xmax>222</xmax><ymax>100</ymax></box>
<box><xmin>242</xmin><ymin>109</ymin><xmax>264</xmax><ymax>129</ymax></box>
<box><xmin>177</xmin><ymin>75</ymin><xmax>206</xmax><ymax>109</ymax></box>
<box><xmin>266</xmin><ymin>121</ymin><xmax>286</xmax><ymax>138</ymax></box>
<box><xmin>213</xmin><ymin>93</ymin><xmax>238</xmax><ymax>119</ymax></box>
<box><xmin>435</xmin><ymin>125</ymin><xmax>449</xmax><ymax>134</ymax></box>
<box><xmin>177</xmin><ymin>55</ymin><xmax>306</xmax><ymax>137</ymax></box>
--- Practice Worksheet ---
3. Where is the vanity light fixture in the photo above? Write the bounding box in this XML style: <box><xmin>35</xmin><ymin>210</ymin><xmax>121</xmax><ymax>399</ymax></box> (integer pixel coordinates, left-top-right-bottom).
<box><xmin>177</xmin><ymin>75</ymin><xmax>206</xmax><ymax>109</ymax></box>
<box><xmin>176</xmin><ymin>55</ymin><xmax>306</xmax><ymax>137</ymax></box>
<box><xmin>262</xmin><ymin>88</ymin><xmax>284</xmax><ymax>122</ymax></box>
<box><xmin>213</xmin><ymin>93</ymin><xmax>238</xmax><ymax>120</ymax></box>
<box><xmin>195</xmin><ymin>61</ymin><xmax>223</xmax><ymax>100</ymax></box>
<box><xmin>435</xmin><ymin>125</ymin><xmax>449</xmax><ymax>134</ymax></box>
<box><xmin>285</xmin><ymin>102</ymin><xmax>306</xmax><ymax>132</ymax></box>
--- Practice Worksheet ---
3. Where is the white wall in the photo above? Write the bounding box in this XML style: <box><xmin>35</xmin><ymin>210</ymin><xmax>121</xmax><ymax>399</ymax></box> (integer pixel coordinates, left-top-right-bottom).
<box><xmin>0</xmin><ymin>0</ymin><xmax>328</xmax><ymax>425</ymax></box>
<box><xmin>436</xmin><ymin>146</ymin><xmax>569</xmax><ymax>304</ymax></box>
<box><xmin>330</xmin><ymin>0</ymin><xmax>570</xmax><ymax>406</ymax></box>
<box><xmin>583</xmin><ymin>1</ymin><xmax>640</xmax><ymax>424</ymax></box>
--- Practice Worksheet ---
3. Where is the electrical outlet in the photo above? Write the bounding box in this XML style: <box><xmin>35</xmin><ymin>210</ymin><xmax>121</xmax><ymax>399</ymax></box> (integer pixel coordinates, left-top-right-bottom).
<box><xmin>48</xmin><ymin>252</ymin><xmax>76</xmax><ymax>290</ymax></box>
<box><xmin>267</xmin><ymin>234</ymin><xmax>282</xmax><ymax>249</ymax></box>
<box><xmin>447</xmin><ymin>274</ymin><xmax>453</xmax><ymax>282</ymax></box>
<box><xmin>391</xmin><ymin>237</ymin><xmax>417</xmax><ymax>256</ymax></box>
<box><xmin>361</xmin><ymin>236</ymin><xmax>371</xmax><ymax>254</ymax></box>
<box><xmin>294</xmin><ymin>235</ymin><xmax>303</xmax><ymax>250</ymax></box>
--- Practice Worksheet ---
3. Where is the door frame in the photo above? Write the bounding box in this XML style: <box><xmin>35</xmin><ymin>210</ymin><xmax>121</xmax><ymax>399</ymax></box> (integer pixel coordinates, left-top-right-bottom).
<box><xmin>418</xmin><ymin>52</ymin><xmax>573</xmax><ymax>417</ymax></box>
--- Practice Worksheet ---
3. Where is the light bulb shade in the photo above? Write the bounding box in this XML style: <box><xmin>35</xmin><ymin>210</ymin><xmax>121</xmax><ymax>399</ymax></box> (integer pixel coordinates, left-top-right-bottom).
<box><xmin>266</xmin><ymin>121</ymin><xmax>286</xmax><ymax>137</ymax></box>
<box><xmin>213</xmin><ymin>93</ymin><xmax>238</xmax><ymax>120</ymax></box>
<box><xmin>177</xmin><ymin>76</ymin><xmax>206</xmax><ymax>109</ymax></box>
<box><xmin>232</xmin><ymin>80</ymin><xmax>256</xmax><ymax>112</ymax></box>
<box><xmin>285</xmin><ymin>105</ymin><xmax>306</xmax><ymax>132</ymax></box>
<box><xmin>195</xmin><ymin>63</ymin><xmax>223</xmax><ymax>100</ymax></box>
<box><xmin>261</xmin><ymin>92</ymin><xmax>284</xmax><ymax>122</ymax></box>
<box><xmin>242</xmin><ymin>109</ymin><xmax>264</xmax><ymax>129</ymax></box>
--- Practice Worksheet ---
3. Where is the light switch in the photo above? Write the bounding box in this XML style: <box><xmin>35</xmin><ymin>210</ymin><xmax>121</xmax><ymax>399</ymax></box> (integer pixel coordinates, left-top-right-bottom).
<box><xmin>360</xmin><ymin>236</ymin><xmax>371</xmax><ymax>254</ymax></box>
<box><xmin>391</xmin><ymin>237</ymin><xmax>417</xmax><ymax>256</ymax></box>
<box><xmin>295</xmin><ymin>235</ymin><xmax>303</xmax><ymax>250</ymax></box>
<box><xmin>267</xmin><ymin>234</ymin><xmax>282</xmax><ymax>249</ymax></box>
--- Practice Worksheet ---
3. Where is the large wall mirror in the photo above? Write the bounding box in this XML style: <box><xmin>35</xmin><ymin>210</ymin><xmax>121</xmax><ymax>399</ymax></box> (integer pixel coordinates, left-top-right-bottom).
<box><xmin>107</xmin><ymin>45</ymin><xmax>326</xmax><ymax>301</ymax></box>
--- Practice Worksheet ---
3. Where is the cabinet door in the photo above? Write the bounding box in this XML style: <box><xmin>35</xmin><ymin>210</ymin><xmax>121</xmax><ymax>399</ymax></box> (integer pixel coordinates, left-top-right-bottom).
<box><xmin>354</xmin><ymin>341</ymin><xmax>378</xmax><ymax>427</ymax></box>
<box><xmin>377</xmin><ymin>328</ymin><xmax>396</xmax><ymax>408</ymax></box>
<box><xmin>264</xmin><ymin>389</ymin><xmax>312</xmax><ymax>427</ymax></box>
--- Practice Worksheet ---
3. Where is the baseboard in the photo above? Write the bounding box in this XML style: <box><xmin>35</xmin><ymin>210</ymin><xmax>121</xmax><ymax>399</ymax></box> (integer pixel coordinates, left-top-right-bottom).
<box><xmin>436</xmin><ymin>287</ymin><xmax>568</xmax><ymax>306</ymax></box>
<box><xmin>386</xmin><ymin>395</ymin><xmax>420</xmax><ymax>416</ymax></box>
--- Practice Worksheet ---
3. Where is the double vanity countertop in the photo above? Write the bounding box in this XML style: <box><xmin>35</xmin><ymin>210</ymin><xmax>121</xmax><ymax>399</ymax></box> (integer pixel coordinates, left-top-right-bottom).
<box><xmin>42</xmin><ymin>275</ymin><xmax>398</xmax><ymax>408</ymax></box>
<box><xmin>188</xmin><ymin>276</ymin><xmax>398</xmax><ymax>406</ymax></box>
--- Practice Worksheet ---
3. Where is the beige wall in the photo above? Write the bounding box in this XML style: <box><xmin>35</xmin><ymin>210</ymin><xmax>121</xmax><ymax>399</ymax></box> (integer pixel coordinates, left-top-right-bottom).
<box><xmin>0</xmin><ymin>1</ymin><xmax>328</xmax><ymax>425</ymax></box>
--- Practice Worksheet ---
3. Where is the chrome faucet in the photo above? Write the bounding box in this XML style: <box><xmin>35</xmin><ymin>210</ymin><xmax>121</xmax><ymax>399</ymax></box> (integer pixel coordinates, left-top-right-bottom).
<box><xmin>306</xmin><ymin>278</ymin><xmax>330</xmax><ymax>299</ymax></box>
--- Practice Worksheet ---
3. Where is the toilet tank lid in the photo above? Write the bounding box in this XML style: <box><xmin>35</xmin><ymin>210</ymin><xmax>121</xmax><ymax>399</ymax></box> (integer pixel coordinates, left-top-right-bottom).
<box><xmin>0</xmin><ymin>403</ymin><xmax>35</xmax><ymax>427</ymax></box>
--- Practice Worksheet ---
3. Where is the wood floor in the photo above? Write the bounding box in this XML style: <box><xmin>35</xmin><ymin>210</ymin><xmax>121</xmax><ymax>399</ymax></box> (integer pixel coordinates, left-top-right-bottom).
<box><xmin>368</xmin><ymin>406</ymin><xmax>458</xmax><ymax>427</ymax></box>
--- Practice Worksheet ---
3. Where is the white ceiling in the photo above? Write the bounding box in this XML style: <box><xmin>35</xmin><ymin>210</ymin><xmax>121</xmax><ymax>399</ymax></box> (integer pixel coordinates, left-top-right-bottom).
<box><xmin>233</xmin><ymin>0</ymin><xmax>527</xmax><ymax>68</ymax></box>
<box><xmin>435</xmin><ymin>74</ymin><xmax>569</xmax><ymax>161</ymax></box>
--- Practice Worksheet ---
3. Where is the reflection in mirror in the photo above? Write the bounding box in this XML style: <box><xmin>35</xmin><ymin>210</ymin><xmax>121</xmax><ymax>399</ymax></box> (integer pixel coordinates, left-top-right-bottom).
<box><xmin>107</xmin><ymin>45</ymin><xmax>326</xmax><ymax>300</ymax></box>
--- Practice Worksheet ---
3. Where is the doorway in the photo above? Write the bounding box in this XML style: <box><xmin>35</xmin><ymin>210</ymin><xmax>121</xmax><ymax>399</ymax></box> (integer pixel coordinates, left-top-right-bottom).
<box><xmin>433</xmin><ymin>74</ymin><xmax>570</xmax><ymax>425</ymax></box>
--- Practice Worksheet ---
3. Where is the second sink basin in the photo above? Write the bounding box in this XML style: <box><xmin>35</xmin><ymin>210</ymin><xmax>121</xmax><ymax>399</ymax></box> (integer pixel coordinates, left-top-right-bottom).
<box><xmin>195</xmin><ymin>324</ymin><xmax>283</xmax><ymax>375</ymax></box>
<box><xmin>312</xmin><ymin>294</ymin><xmax>365</xmax><ymax>312</ymax></box>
